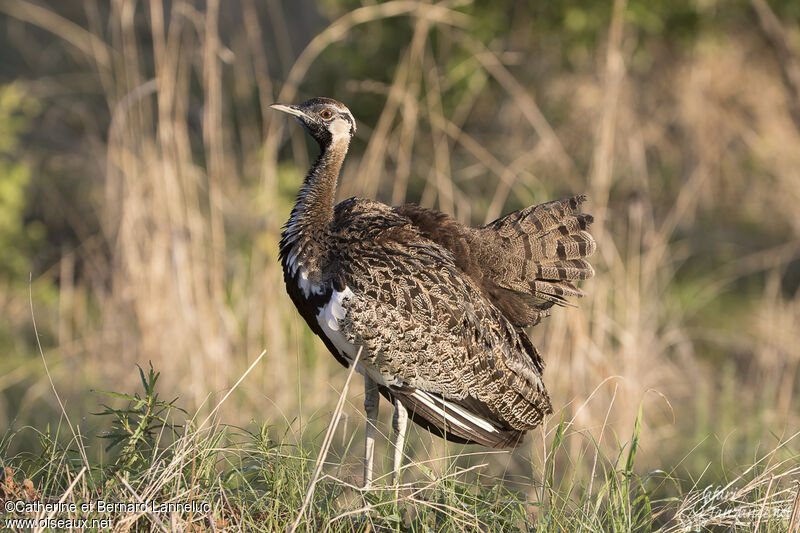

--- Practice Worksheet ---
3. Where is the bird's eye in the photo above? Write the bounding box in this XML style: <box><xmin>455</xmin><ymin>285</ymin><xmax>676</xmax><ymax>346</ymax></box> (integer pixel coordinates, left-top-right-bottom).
<box><xmin>320</xmin><ymin>109</ymin><xmax>333</xmax><ymax>120</ymax></box>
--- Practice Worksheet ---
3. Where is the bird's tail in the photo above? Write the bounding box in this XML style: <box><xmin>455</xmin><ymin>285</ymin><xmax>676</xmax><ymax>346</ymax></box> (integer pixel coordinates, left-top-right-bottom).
<box><xmin>481</xmin><ymin>195</ymin><xmax>596</xmax><ymax>308</ymax></box>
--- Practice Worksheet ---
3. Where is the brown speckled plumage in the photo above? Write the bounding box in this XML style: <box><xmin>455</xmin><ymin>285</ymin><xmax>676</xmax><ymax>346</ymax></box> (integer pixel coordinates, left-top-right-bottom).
<box><xmin>273</xmin><ymin>97</ymin><xmax>595</xmax><ymax>461</ymax></box>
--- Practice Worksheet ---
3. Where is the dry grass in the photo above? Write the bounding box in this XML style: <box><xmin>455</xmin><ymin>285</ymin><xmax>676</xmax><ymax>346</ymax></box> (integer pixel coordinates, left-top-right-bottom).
<box><xmin>1</xmin><ymin>0</ymin><xmax>800</xmax><ymax>529</ymax></box>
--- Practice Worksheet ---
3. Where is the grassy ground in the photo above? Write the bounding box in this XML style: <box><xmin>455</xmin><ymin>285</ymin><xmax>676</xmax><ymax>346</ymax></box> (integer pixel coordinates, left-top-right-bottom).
<box><xmin>1</xmin><ymin>358</ymin><xmax>798</xmax><ymax>531</ymax></box>
<box><xmin>2</xmin><ymin>0</ymin><xmax>800</xmax><ymax>530</ymax></box>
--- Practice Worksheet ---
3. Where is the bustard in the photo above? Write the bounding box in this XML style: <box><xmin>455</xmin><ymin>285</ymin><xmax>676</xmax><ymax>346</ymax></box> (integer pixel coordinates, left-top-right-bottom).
<box><xmin>272</xmin><ymin>97</ymin><xmax>595</xmax><ymax>486</ymax></box>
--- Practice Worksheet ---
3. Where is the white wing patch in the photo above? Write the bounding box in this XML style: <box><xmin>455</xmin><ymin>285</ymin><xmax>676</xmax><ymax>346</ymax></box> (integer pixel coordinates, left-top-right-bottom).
<box><xmin>319</xmin><ymin>286</ymin><xmax>351</xmax><ymax>331</ymax></box>
<box><xmin>317</xmin><ymin>286</ymin><xmax>358</xmax><ymax>359</ymax></box>
<box><xmin>411</xmin><ymin>390</ymin><xmax>499</xmax><ymax>434</ymax></box>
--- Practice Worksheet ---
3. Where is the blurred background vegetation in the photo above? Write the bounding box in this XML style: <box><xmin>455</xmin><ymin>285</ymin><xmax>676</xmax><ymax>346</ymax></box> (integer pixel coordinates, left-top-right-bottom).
<box><xmin>1</xmin><ymin>0</ymin><xmax>799</xmax><ymax>499</ymax></box>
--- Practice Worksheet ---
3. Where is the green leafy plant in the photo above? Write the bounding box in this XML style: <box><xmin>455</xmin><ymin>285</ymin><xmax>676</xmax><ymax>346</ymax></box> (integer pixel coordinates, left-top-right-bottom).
<box><xmin>92</xmin><ymin>362</ymin><xmax>187</xmax><ymax>473</ymax></box>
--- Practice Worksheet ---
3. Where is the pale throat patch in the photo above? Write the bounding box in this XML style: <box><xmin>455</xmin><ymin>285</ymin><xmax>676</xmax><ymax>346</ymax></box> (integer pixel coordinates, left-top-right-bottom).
<box><xmin>329</xmin><ymin>116</ymin><xmax>352</xmax><ymax>143</ymax></box>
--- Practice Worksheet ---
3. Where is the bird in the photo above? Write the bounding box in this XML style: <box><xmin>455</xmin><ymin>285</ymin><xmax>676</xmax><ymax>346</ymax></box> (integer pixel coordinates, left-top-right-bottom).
<box><xmin>271</xmin><ymin>97</ymin><xmax>596</xmax><ymax>487</ymax></box>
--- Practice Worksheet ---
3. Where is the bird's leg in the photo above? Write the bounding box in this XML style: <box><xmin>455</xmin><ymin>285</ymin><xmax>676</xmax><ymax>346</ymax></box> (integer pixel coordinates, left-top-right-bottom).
<box><xmin>363</xmin><ymin>376</ymin><xmax>379</xmax><ymax>488</ymax></box>
<box><xmin>391</xmin><ymin>397</ymin><xmax>408</xmax><ymax>485</ymax></box>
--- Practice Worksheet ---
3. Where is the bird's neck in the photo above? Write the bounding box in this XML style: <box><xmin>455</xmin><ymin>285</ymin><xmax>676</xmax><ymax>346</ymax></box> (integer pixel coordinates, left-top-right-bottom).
<box><xmin>284</xmin><ymin>135</ymin><xmax>350</xmax><ymax>245</ymax></box>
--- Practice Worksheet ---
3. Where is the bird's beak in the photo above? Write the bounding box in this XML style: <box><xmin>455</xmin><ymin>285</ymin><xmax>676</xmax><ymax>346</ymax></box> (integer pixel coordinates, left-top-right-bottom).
<box><xmin>270</xmin><ymin>103</ymin><xmax>309</xmax><ymax>120</ymax></box>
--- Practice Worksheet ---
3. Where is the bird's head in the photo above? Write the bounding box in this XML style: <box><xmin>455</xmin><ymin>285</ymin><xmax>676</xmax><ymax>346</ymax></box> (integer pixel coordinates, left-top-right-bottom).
<box><xmin>270</xmin><ymin>97</ymin><xmax>356</xmax><ymax>147</ymax></box>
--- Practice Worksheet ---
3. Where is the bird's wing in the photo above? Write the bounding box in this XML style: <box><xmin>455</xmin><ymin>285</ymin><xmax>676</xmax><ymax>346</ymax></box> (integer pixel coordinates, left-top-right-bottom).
<box><xmin>321</xmin><ymin>202</ymin><xmax>551</xmax><ymax>447</ymax></box>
